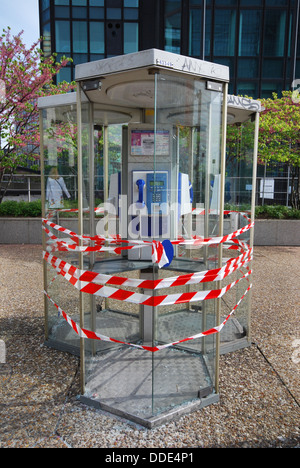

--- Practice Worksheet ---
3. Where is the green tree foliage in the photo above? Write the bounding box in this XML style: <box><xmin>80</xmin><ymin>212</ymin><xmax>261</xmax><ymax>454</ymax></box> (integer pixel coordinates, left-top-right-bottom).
<box><xmin>258</xmin><ymin>91</ymin><xmax>300</xmax><ymax>209</ymax></box>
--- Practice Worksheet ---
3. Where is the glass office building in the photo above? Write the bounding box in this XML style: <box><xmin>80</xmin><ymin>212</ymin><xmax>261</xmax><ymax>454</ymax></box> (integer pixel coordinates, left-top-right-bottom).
<box><xmin>39</xmin><ymin>0</ymin><xmax>300</xmax><ymax>98</ymax></box>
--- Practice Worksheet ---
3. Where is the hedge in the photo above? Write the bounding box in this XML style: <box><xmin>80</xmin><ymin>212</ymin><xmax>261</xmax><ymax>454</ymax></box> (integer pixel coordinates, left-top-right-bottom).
<box><xmin>0</xmin><ymin>200</ymin><xmax>299</xmax><ymax>220</ymax></box>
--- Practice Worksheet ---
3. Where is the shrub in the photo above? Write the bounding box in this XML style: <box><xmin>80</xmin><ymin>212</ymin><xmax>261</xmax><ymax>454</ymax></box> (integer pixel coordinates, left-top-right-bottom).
<box><xmin>255</xmin><ymin>205</ymin><xmax>300</xmax><ymax>220</ymax></box>
<box><xmin>0</xmin><ymin>200</ymin><xmax>42</xmax><ymax>217</ymax></box>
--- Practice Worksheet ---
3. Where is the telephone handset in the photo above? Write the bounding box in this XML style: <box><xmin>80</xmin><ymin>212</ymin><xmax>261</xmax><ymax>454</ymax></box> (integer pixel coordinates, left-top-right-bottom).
<box><xmin>136</xmin><ymin>179</ymin><xmax>146</xmax><ymax>206</ymax></box>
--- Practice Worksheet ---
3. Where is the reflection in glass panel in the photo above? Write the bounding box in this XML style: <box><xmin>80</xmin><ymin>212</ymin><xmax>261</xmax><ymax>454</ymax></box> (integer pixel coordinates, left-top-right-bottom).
<box><xmin>73</xmin><ymin>21</ymin><xmax>88</xmax><ymax>53</ymax></box>
<box><xmin>55</xmin><ymin>6</ymin><xmax>70</xmax><ymax>17</ymax></box>
<box><xmin>238</xmin><ymin>58</ymin><xmax>259</xmax><ymax>78</ymax></box>
<box><xmin>124</xmin><ymin>23</ymin><xmax>139</xmax><ymax>54</ymax></box>
<box><xmin>214</xmin><ymin>9</ymin><xmax>236</xmax><ymax>56</ymax></box>
<box><xmin>42</xmin><ymin>102</ymin><xmax>80</xmax><ymax>353</ymax></box>
<box><xmin>72</xmin><ymin>6</ymin><xmax>88</xmax><ymax>18</ymax></box>
<box><xmin>55</xmin><ymin>20</ymin><xmax>71</xmax><ymax>53</ymax></box>
<box><xmin>239</xmin><ymin>10</ymin><xmax>261</xmax><ymax>56</ymax></box>
<box><xmin>236</xmin><ymin>81</ymin><xmax>258</xmax><ymax>98</ymax></box>
<box><xmin>264</xmin><ymin>9</ymin><xmax>286</xmax><ymax>57</ymax></box>
<box><xmin>262</xmin><ymin>58</ymin><xmax>284</xmax><ymax>79</ymax></box>
<box><xmin>56</xmin><ymin>66</ymin><xmax>72</xmax><ymax>84</ymax></box>
<box><xmin>189</xmin><ymin>7</ymin><xmax>202</xmax><ymax>57</ymax></box>
<box><xmin>165</xmin><ymin>1</ymin><xmax>181</xmax><ymax>54</ymax></box>
<box><xmin>90</xmin><ymin>22</ymin><xmax>105</xmax><ymax>54</ymax></box>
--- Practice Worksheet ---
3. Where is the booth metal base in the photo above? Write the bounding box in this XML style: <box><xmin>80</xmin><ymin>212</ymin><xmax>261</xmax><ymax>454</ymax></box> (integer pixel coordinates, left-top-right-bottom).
<box><xmin>81</xmin><ymin>346</ymin><xmax>218</xmax><ymax>428</ymax></box>
<box><xmin>80</xmin><ymin>392</ymin><xmax>219</xmax><ymax>429</ymax></box>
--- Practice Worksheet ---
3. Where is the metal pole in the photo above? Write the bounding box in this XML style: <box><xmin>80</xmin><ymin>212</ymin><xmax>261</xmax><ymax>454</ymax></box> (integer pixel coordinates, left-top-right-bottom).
<box><xmin>39</xmin><ymin>110</ymin><xmax>48</xmax><ymax>342</ymax></box>
<box><xmin>202</xmin><ymin>0</ymin><xmax>207</xmax><ymax>61</ymax></box>
<box><xmin>292</xmin><ymin>0</ymin><xmax>300</xmax><ymax>85</ymax></box>
<box><xmin>215</xmin><ymin>82</ymin><xmax>228</xmax><ymax>395</ymax></box>
<box><xmin>76</xmin><ymin>82</ymin><xmax>85</xmax><ymax>395</ymax></box>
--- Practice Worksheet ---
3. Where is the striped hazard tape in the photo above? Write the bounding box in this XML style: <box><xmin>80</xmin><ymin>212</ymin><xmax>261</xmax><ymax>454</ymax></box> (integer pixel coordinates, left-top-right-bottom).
<box><xmin>44</xmin><ymin>284</ymin><xmax>252</xmax><ymax>353</ymax></box>
<box><xmin>44</xmin><ymin>249</ymin><xmax>252</xmax><ymax>307</ymax></box>
<box><xmin>43</xmin><ymin>207</ymin><xmax>253</xmax><ymax>351</ymax></box>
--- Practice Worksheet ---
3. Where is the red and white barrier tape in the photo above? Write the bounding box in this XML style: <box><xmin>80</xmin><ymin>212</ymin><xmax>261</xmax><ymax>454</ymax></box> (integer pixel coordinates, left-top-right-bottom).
<box><xmin>43</xmin><ymin>247</ymin><xmax>252</xmax><ymax>291</ymax></box>
<box><xmin>43</xmin><ymin>207</ymin><xmax>253</xmax><ymax>351</ymax></box>
<box><xmin>44</xmin><ymin>249</ymin><xmax>251</xmax><ymax>307</ymax></box>
<box><xmin>44</xmin><ymin>284</ymin><xmax>252</xmax><ymax>353</ymax></box>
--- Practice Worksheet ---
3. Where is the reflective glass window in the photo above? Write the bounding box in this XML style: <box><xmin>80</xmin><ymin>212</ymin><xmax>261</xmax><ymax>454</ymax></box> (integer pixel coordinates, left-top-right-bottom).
<box><xmin>239</xmin><ymin>10</ymin><xmax>261</xmax><ymax>56</ymax></box>
<box><xmin>72</xmin><ymin>6</ymin><xmax>88</xmax><ymax>18</ymax></box>
<box><xmin>42</xmin><ymin>0</ymin><xmax>50</xmax><ymax>9</ymax></box>
<box><xmin>214</xmin><ymin>9</ymin><xmax>236</xmax><ymax>56</ymax></box>
<box><xmin>90</xmin><ymin>0</ymin><xmax>104</xmax><ymax>5</ymax></box>
<box><xmin>189</xmin><ymin>8</ymin><xmax>202</xmax><ymax>57</ymax></box>
<box><xmin>240</xmin><ymin>0</ymin><xmax>261</xmax><ymax>5</ymax></box>
<box><xmin>73</xmin><ymin>21</ymin><xmax>88</xmax><ymax>53</ymax></box>
<box><xmin>89</xmin><ymin>7</ymin><xmax>104</xmax><ymax>19</ymax></box>
<box><xmin>124</xmin><ymin>0</ymin><xmax>139</xmax><ymax>6</ymax></box>
<box><xmin>124</xmin><ymin>8</ymin><xmax>139</xmax><ymax>20</ymax></box>
<box><xmin>262</xmin><ymin>58</ymin><xmax>284</xmax><ymax>79</ymax></box>
<box><xmin>215</xmin><ymin>0</ymin><xmax>237</xmax><ymax>5</ymax></box>
<box><xmin>55</xmin><ymin>6</ymin><xmax>70</xmax><ymax>17</ymax></box>
<box><xmin>264</xmin><ymin>9</ymin><xmax>287</xmax><ymax>56</ymax></box>
<box><xmin>237</xmin><ymin>58</ymin><xmax>259</xmax><ymax>78</ymax></box>
<box><xmin>236</xmin><ymin>81</ymin><xmax>258</xmax><ymax>97</ymax></box>
<box><xmin>90</xmin><ymin>22</ymin><xmax>105</xmax><ymax>54</ymax></box>
<box><xmin>124</xmin><ymin>23</ymin><xmax>139</xmax><ymax>54</ymax></box>
<box><xmin>107</xmin><ymin>8</ymin><xmax>122</xmax><ymax>19</ymax></box>
<box><xmin>165</xmin><ymin>1</ymin><xmax>182</xmax><ymax>54</ymax></box>
<box><xmin>55</xmin><ymin>20</ymin><xmax>71</xmax><ymax>53</ymax></box>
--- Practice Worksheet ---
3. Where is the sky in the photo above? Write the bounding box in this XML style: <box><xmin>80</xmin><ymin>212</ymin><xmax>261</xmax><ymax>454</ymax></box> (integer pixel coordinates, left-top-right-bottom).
<box><xmin>0</xmin><ymin>0</ymin><xmax>40</xmax><ymax>48</ymax></box>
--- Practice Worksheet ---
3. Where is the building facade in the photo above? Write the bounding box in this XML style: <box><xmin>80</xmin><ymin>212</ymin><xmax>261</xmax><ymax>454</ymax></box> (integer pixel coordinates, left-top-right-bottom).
<box><xmin>39</xmin><ymin>0</ymin><xmax>300</xmax><ymax>98</ymax></box>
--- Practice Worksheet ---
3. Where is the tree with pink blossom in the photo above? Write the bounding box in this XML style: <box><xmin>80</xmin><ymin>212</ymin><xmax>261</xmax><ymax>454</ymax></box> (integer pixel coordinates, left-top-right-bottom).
<box><xmin>0</xmin><ymin>27</ymin><xmax>75</xmax><ymax>202</ymax></box>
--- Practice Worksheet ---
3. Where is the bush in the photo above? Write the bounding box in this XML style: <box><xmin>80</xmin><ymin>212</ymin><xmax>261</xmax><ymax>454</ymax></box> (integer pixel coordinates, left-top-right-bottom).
<box><xmin>255</xmin><ymin>205</ymin><xmax>300</xmax><ymax>220</ymax></box>
<box><xmin>0</xmin><ymin>200</ymin><xmax>42</xmax><ymax>217</ymax></box>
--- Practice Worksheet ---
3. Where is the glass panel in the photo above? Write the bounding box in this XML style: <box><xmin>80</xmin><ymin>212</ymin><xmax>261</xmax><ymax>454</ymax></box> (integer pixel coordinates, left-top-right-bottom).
<box><xmin>73</xmin><ymin>21</ymin><xmax>88</xmax><ymax>53</ymax></box>
<box><xmin>42</xmin><ymin>0</ymin><xmax>50</xmax><ymax>9</ymax></box>
<box><xmin>124</xmin><ymin>8</ymin><xmax>139</xmax><ymax>20</ymax></box>
<box><xmin>55</xmin><ymin>20</ymin><xmax>71</xmax><ymax>53</ymax></box>
<box><xmin>56</xmin><ymin>66</ymin><xmax>72</xmax><ymax>83</ymax></box>
<box><xmin>239</xmin><ymin>10</ymin><xmax>261</xmax><ymax>56</ymax></box>
<box><xmin>106</xmin><ymin>8</ymin><xmax>122</xmax><ymax>19</ymax></box>
<box><xmin>165</xmin><ymin>1</ymin><xmax>181</xmax><ymax>54</ymax></box>
<box><xmin>124</xmin><ymin>0</ymin><xmax>139</xmax><ymax>6</ymax></box>
<box><xmin>262</xmin><ymin>58</ymin><xmax>284</xmax><ymax>79</ymax></box>
<box><xmin>238</xmin><ymin>58</ymin><xmax>259</xmax><ymax>78</ymax></box>
<box><xmin>264</xmin><ymin>9</ymin><xmax>287</xmax><ymax>57</ymax></box>
<box><xmin>189</xmin><ymin>8</ymin><xmax>203</xmax><ymax>57</ymax></box>
<box><xmin>55</xmin><ymin>6</ymin><xmax>70</xmax><ymax>18</ymax></box>
<box><xmin>240</xmin><ymin>0</ymin><xmax>261</xmax><ymax>5</ymax></box>
<box><xmin>214</xmin><ymin>9</ymin><xmax>236</xmax><ymax>56</ymax></box>
<box><xmin>90</xmin><ymin>22</ymin><xmax>105</xmax><ymax>54</ymax></box>
<box><xmin>150</xmin><ymin>72</ymin><xmax>223</xmax><ymax>415</ymax></box>
<box><xmin>72</xmin><ymin>6</ymin><xmax>88</xmax><ymax>18</ymax></box>
<box><xmin>236</xmin><ymin>81</ymin><xmax>258</xmax><ymax>98</ymax></box>
<box><xmin>89</xmin><ymin>7</ymin><xmax>104</xmax><ymax>19</ymax></box>
<box><xmin>215</xmin><ymin>0</ymin><xmax>237</xmax><ymax>4</ymax></box>
<box><xmin>42</xmin><ymin>102</ymin><xmax>80</xmax><ymax>353</ymax></box>
<box><xmin>261</xmin><ymin>82</ymin><xmax>284</xmax><ymax>98</ymax></box>
<box><xmin>90</xmin><ymin>0</ymin><xmax>104</xmax><ymax>5</ymax></box>
<box><xmin>124</xmin><ymin>22</ymin><xmax>138</xmax><ymax>54</ymax></box>
<box><xmin>42</xmin><ymin>22</ymin><xmax>52</xmax><ymax>57</ymax></box>
<box><xmin>224</xmin><ymin>116</ymin><xmax>256</xmax><ymax>345</ymax></box>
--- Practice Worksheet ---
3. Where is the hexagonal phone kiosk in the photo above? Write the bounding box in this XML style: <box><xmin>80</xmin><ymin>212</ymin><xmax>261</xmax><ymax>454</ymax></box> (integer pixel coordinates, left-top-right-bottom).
<box><xmin>39</xmin><ymin>49</ymin><xmax>258</xmax><ymax>427</ymax></box>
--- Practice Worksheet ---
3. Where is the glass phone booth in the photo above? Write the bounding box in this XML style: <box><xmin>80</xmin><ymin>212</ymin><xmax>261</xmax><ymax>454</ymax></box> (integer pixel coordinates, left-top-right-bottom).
<box><xmin>219</xmin><ymin>95</ymin><xmax>261</xmax><ymax>354</ymax></box>
<box><xmin>38</xmin><ymin>49</ymin><xmax>250</xmax><ymax>428</ymax></box>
